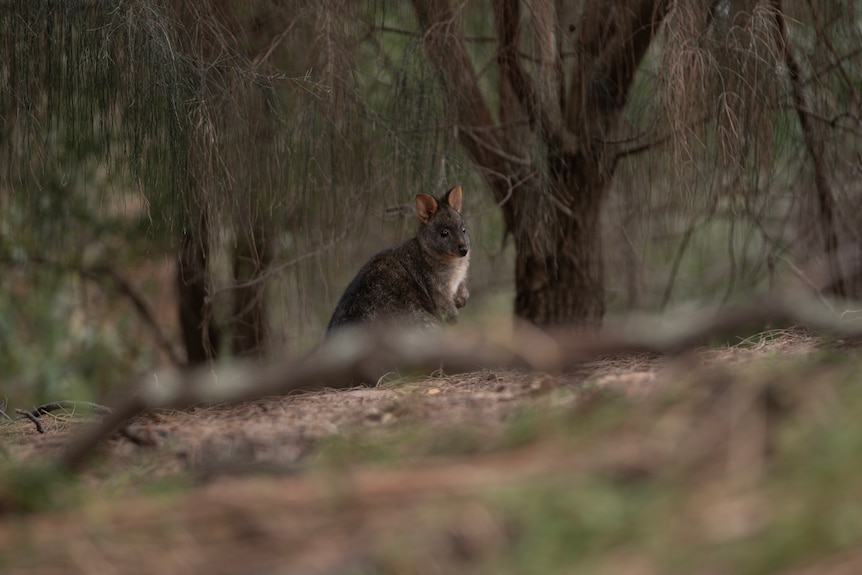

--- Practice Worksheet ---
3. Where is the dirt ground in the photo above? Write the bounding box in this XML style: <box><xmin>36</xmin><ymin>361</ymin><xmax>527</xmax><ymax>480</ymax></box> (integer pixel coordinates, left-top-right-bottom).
<box><xmin>0</xmin><ymin>331</ymin><xmax>836</xmax><ymax>574</ymax></box>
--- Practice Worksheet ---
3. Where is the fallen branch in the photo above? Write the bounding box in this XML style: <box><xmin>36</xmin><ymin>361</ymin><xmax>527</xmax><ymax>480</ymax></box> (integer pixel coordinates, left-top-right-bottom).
<box><xmin>0</xmin><ymin>398</ymin><xmax>11</xmax><ymax>421</ymax></box>
<box><xmin>56</xmin><ymin>292</ymin><xmax>862</xmax><ymax>473</ymax></box>
<box><xmin>26</xmin><ymin>401</ymin><xmax>114</xmax><ymax>417</ymax></box>
<box><xmin>9</xmin><ymin>401</ymin><xmax>115</xmax><ymax>435</ymax></box>
<box><xmin>15</xmin><ymin>409</ymin><xmax>44</xmax><ymax>434</ymax></box>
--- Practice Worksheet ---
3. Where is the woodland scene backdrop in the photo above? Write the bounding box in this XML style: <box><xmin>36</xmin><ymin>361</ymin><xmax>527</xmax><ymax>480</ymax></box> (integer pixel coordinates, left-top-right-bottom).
<box><xmin>2</xmin><ymin>1</ymin><xmax>862</xmax><ymax>573</ymax></box>
<box><xmin>2</xmin><ymin>0</ymin><xmax>861</xmax><ymax>402</ymax></box>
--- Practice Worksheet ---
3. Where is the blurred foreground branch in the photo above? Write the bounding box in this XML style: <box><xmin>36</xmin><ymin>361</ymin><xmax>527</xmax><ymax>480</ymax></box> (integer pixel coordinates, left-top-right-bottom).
<box><xmin>57</xmin><ymin>292</ymin><xmax>862</xmax><ymax>472</ymax></box>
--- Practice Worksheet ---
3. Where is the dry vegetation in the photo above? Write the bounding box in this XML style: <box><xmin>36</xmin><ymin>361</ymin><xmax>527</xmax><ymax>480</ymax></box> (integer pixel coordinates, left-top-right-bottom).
<box><xmin>2</xmin><ymin>328</ymin><xmax>862</xmax><ymax>574</ymax></box>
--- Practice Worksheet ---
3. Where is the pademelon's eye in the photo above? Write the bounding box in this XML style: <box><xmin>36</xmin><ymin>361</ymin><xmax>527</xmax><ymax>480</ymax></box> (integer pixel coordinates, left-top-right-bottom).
<box><xmin>461</xmin><ymin>226</ymin><xmax>467</xmax><ymax>233</ymax></box>
<box><xmin>440</xmin><ymin>229</ymin><xmax>449</xmax><ymax>237</ymax></box>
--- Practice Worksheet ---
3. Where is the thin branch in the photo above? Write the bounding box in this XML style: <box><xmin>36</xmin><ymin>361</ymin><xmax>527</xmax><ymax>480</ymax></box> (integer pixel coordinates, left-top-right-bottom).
<box><xmin>11</xmin><ymin>401</ymin><xmax>115</xmax><ymax>435</ymax></box>
<box><xmin>211</xmin><ymin>232</ymin><xmax>344</xmax><ymax>296</ymax></box>
<box><xmin>659</xmin><ymin>218</ymin><xmax>699</xmax><ymax>311</ymax></box>
<box><xmin>85</xmin><ymin>266</ymin><xmax>183</xmax><ymax>366</ymax></box>
<box><xmin>612</xmin><ymin>113</ymin><xmax>713</xmax><ymax>169</ymax></box>
<box><xmin>2</xmin><ymin>256</ymin><xmax>182</xmax><ymax>366</ymax></box>
<box><xmin>15</xmin><ymin>410</ymin><xmax>44</xmax><ymax>434</ymax></box>
<box><xmin>0</xmin><ymin>398</ymin><xmax>11</xmax><ymax>422</ymax></box>
<box><xmin>252</xmin><ymin>18</ymin><xmax>299</xmax><ymax>69</ymax></box>
<box><xmin>29</xmin><ymin>401</ymin><xmax>114</xmax><ymax>417</ymax></box>
<box><xmin>410</xmin><ymin>0</ymin><xmax>514</xmax><ymax>202</ymax></box>
<box><xmin>375</xmin><ymin>25</ymin><xmax>423</xmax><ymax>37</ymax></box>
<box><xmin>492</xmin><ymin>0</ymin><xmax>576</xmax><ymax>154</ymax></box>
<box><xmin>771</xmin><ymin>0</ymin><xmax>846</xmax><ymax>297</ymax></box>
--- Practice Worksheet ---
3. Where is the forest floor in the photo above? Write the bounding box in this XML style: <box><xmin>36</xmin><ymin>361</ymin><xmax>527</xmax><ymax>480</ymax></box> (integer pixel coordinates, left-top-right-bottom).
<box><xmin>2</xmin><ymin>329</ymin><xmax>862</xmax><ymax>574</ymax></box>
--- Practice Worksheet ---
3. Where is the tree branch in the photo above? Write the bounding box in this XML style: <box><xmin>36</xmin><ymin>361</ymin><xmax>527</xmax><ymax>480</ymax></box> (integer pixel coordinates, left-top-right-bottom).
<box><xmin>86</xmin><ymin>266</ymin><xmax>184</xmax><ymax>366</ymax></box>
<box><xmin>1</xmin><ymin>256</ymin><xmax>182</xmax><ymax>366</ymax></box>
<box><xmin>771</xmin><ymin>0</ymin><xmax>846</xmax><ymax>297</ymax></box>
<box><xmin>492</xmin><ymin>0</ymin><xmax>577</xmax><ymax>155</ymax></box>
<box><xmin>566</xmin><ymin>0</ymin><xmax>670</xmax><ymax>149</ymax></box>
<box><xmin>410</xmin><ymin>0</ymin><xmax>517</xmax><ymax>203</ymax></box>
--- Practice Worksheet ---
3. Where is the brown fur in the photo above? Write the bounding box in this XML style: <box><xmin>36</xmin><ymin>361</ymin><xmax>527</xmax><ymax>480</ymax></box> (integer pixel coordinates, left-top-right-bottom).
<box><xmin>327</xmin><ymin>186</ymin><xmax>470</xmax><ymax>334</ymax></box>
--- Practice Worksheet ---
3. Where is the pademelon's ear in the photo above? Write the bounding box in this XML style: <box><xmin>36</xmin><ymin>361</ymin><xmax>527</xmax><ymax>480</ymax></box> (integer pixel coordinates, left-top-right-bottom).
<box><xmin>444</xmin><ymin>185</ymin><xmax>462</xmax><ymax>213</ymax></box>
<box><xmin>415</xmin><ymin>193</ymin><xmax>438</xmax><ymax>223</ymax></box>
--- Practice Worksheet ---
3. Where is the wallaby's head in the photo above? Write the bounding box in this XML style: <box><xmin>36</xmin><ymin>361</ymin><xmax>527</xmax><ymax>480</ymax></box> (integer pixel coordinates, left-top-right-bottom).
<box><xmin>415</xmin><ymin>185</ymin><xmax>470</xmax><ymax>261</ymax></box>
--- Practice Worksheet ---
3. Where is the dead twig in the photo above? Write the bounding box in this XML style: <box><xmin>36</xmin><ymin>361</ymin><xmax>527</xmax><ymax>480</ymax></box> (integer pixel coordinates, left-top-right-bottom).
<box><xmin>11</xmin><ymin>401</ymin><xmax>114</xmax><ymax>435</ymax></box>
<box><xmin>15</xmin><ymin>409</ymin><xmax>44</xmax><ymax>434</ymax></box>
<box><xmin>0</xmin><ymin>398</ymin><xmax>11</xmax><ymax>421</ymax></box>
<box><xmin>27</xmin><ymin>401</ymin><xmax>114</xmax><ymax>417</ymax></box>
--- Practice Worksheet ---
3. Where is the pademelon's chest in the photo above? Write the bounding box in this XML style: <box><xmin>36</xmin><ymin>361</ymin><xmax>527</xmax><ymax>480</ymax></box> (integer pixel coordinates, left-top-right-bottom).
<box><xmin>447</xmin><ymin>257</ymin><xmax>469</xmax><ymax>297</ymax></box>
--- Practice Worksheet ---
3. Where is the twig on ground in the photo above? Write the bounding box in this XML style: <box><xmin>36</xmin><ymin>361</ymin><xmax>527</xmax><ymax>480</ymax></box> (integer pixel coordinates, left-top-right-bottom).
<box><xmin>28</xmin><ymin>401</ymin><xmax>114</xmax><ymax>417</ymax></box>
<box><xmin>0</xmin><ymin>397</ymin><xmax>11</xmax><ymax>421</ymax></box>
<box><xmin>14</xmin><ymin>401</ymin><xmax>114</xmax><ymax>428</ymax></box>
<box><xmin>15</xmin><ymin>409</ymin><xmax>45</xmax><ymax>434</ymax></box>
<box><xmin>9</xmin><ymin>401</ymin><xmax>115</xmax><ymax>435</ymax></box>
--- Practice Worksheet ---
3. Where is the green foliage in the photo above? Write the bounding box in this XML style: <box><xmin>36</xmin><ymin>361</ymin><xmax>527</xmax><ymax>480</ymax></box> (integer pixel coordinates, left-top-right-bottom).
<box><xmin>0</xmin><ymin>462</ymin><xmax>78</xmax><ymax>514</ymax></box>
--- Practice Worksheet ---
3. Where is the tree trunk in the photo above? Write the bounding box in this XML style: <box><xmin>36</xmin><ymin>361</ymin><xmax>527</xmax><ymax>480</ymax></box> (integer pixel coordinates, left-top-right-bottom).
<box><xmin>411</xmin><ymin>0</ymin><xmax>667</xmax><ymax>328</ymax></box>
<box><xmin>513</xmin><ymin>183</ymin><xmax>606</xmax><ymax>326</ymax></box>
<box><xmin>230</xmin><ymin>224</ymin><xmax>271</xmax><ymax>358</ymax></box>
<box><xmin>176</xmin><ymin>214</ymin><xmax>220</xmax><ymax>364</ymax></box>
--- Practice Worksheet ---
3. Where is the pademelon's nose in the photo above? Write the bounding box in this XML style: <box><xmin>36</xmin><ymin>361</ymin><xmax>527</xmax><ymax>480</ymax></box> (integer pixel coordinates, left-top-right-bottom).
<box><xmin>458</xmin><ymin>246</ymin><xmax>469</xmax><ymax>257</ymax></box>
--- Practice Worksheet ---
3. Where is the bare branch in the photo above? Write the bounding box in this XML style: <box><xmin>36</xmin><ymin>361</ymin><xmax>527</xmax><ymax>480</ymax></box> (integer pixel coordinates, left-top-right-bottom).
<box><xmin>2</xmin><ymin>256</ymin><xmax>183</xmax><ymax>366</ymax></box>
<box><xmin>566</xmin><ymin>0</ymin><xmax>670</xmax><ymax>146</ymax></box>
<box><xmin>611</xmin><ymin>113</ymin><xmax>713</xmax><ymax>169</ymax></box>
<box><xmin>410</xmin><ymin>0</ymin><xmax>516</xmax><ymax>200</ymax></box>
<box><xmin>0</xmin><ymin>398</ymin><xmax>11</xmax><ymax>422</ymax></box>
<box><xmin>4</xmin><ymin>257</ymin><xmax>183</xmax><ymax>365</ymax></box>
<box><xmin>492</xmin><ymin>0</ymin><xmax>577</xmax><ymax>154</ymax></box>
<box><xmin>29</xmin><ymin>401</ymin><xmax>114</xmax><ymax>417</ymax></box>
<box><xmin>88</xmin><ymin>267</ymin><xmax>184</xmax><ymax>366</ymax></box>
<box><xmin>770</xmin><ymin>0</ymin><xmax>846</xmax><ymax>297</ymax></box>
<box><xmin>15</xmin><ymin>410</ymin><xmax>44</xmax><ymax>434</ymax></box>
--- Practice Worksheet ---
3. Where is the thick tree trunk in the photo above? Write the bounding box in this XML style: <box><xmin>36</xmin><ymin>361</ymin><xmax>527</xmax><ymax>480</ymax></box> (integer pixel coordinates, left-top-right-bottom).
<box><xmin>176</xmin><ymin>216</ymin><xmax>220</xmax><ymax>364</ymax></box>
<box><xmin>513</xmin><ymin>194</ymin><xmax>605</xmax><ymax>326</ymax></box>
<box><xmin>412</xmin><ymin>0</ymin><xmax>666</xmax><ymax>327</ymax></box>
<box><xmin>509</xmin><ymin>160</ymin><xmax>607</xmax><ymax>326</ymax></box>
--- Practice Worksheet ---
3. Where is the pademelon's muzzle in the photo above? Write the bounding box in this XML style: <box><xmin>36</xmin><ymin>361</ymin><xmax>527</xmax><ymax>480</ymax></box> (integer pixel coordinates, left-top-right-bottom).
<box><xmin>458</xmin><ymin>246</ymin><xmax>469</xmax><ymax>257</ymax></box>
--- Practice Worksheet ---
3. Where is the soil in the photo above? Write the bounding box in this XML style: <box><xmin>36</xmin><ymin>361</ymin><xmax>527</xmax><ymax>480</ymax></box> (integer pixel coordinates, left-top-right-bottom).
<box><xmin>0</xmin><ymin>331</ymin><xmax>831</xmax><ymax>574</ymax></box>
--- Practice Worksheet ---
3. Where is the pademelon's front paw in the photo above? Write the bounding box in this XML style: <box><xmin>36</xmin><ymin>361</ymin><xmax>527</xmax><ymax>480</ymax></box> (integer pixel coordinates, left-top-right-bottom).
<box><xmin>454</xmin><ymin>283</ymin><xmax>469</xmax><ymax>309</ymax></box>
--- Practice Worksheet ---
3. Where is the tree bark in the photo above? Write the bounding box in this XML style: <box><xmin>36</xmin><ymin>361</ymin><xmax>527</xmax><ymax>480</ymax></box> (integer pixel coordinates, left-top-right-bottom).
<box><xmin>176</xmin><ymin>212</ymin><xmax>220</xmax><ymax>364</ymax></box>
<box><xmin>231</xmin><ymin>224</ymin><xmax>271</xmax><ymax>358</ymax></box>
<box><xmin>513</xmin><ymin>173</ymin><xmax>607</xmax><ymax>325</ymax></box>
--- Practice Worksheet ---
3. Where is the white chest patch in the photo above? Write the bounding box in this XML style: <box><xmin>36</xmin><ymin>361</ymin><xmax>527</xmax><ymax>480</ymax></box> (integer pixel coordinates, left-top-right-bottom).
<box><xmin>448</xmin><ymin>258</ymin><xmax>469</xmax><ymax>298</ymax></box>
